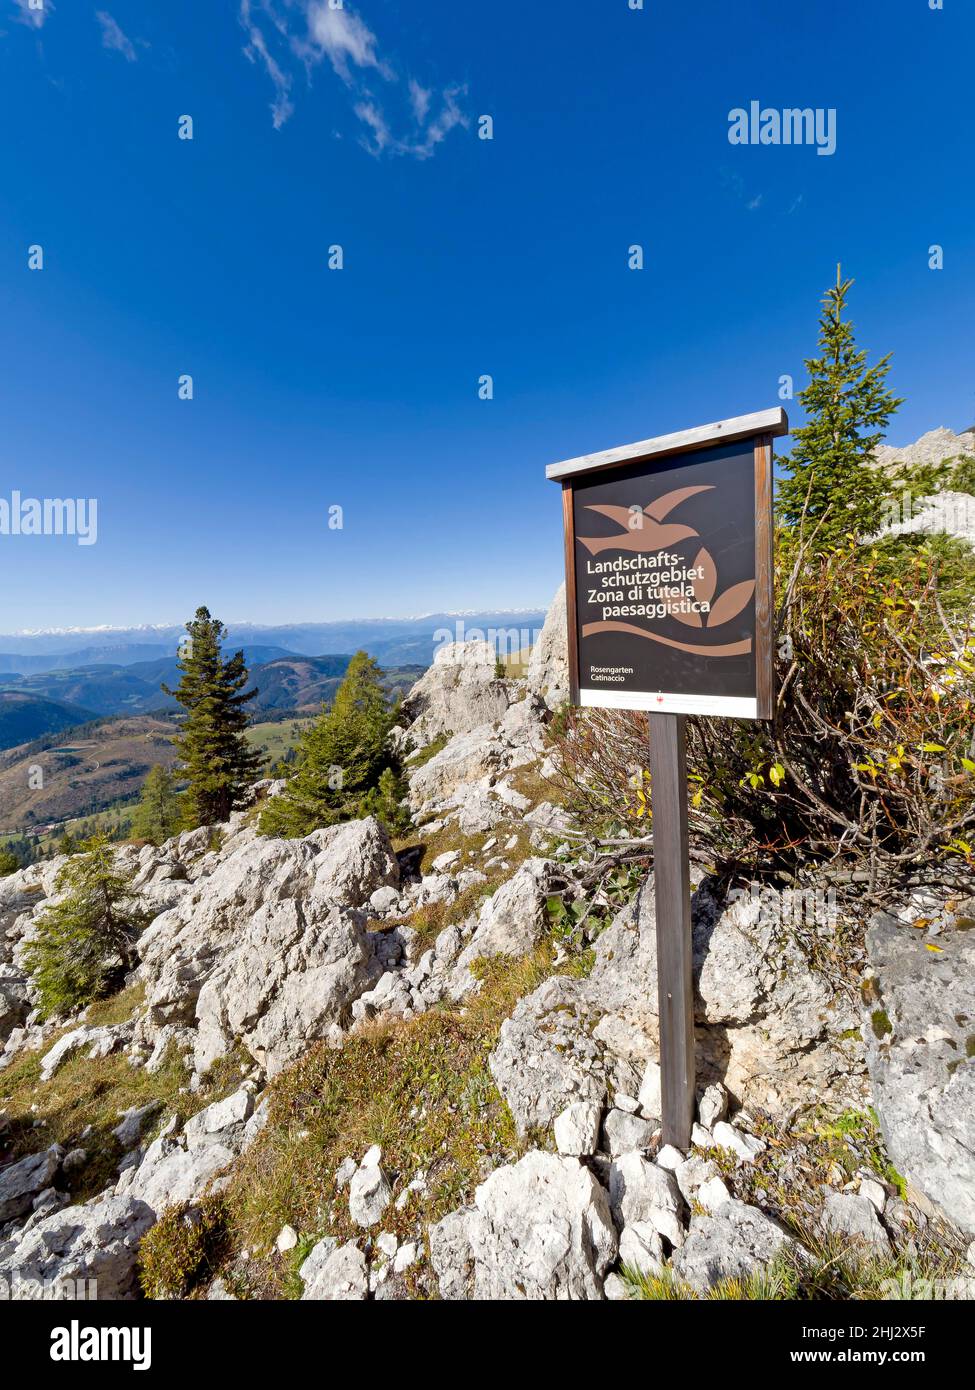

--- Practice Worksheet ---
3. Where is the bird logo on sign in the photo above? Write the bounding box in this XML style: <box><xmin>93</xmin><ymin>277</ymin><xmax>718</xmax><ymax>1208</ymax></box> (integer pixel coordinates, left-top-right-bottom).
<box><xmin>576</xmin><ymin>485</ymin><xmax>713</xmax><ymax>556</ymax></box>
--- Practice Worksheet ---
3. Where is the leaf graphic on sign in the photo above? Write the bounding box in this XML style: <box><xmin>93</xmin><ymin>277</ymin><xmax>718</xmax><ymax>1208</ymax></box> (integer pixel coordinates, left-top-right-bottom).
<box><xmin>707</xmin><ymin>580</ymin><xmax>755</xmax><ymax>628</ymax></box>
<box><xmin>691</xmin><ymin>548</ymin><xmax>717</xmax><ymax>604</ymax></box>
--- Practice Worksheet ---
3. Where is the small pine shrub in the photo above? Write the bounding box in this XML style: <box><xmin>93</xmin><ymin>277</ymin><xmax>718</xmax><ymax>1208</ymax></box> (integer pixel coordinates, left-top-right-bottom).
<box><xmin>138</xmin><ymin>1196</ymin><xmax>230</xmax><ymax>1299</ymax></box>
<box><xmin>22</xmin><ymin>838</ymin><xmax>149</xmax><ymax>1018</ymax></box>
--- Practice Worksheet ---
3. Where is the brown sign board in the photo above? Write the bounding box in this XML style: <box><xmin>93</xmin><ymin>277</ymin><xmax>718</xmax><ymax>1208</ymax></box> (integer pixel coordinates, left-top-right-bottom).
<box><xmin>547</xmin><ymin>408</ymin><xmax>789</xmax><ymax>720</ymax></box>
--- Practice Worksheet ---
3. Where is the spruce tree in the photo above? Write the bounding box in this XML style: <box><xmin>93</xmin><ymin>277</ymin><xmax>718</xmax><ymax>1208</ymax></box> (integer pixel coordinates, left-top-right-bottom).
<box><xmin>132</xmin><ymin>764</ymin><xmax>183</xmax><ymax>845</ymax></box>
<box><xmin>259</xmin><ymin>651</ymin><xmax>397</xmax><ymax>838</ymax></box>
<box><xmin>163</xmin><ymin>608</ymin><xmax>262</xmax><ymax>827</ymax></box>
<box><xmin>777</xmin><ymin>266</ymin><xmax>904</xmax><ymax>549</ymax></box>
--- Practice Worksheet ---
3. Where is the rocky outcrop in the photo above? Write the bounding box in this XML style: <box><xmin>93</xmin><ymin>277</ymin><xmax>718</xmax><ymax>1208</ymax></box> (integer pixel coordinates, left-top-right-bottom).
<box><xmin>133</xmin><ymin>818</ymin><xmax>398</xmax><ymax>1070</ymax></box>
<box><xmin>447</xmin><ymin>857</ymin><xmax>560</xmax><ymax>994</ymax></box>
<box><xmin>40</xmin><ymin>1023</ymin><xmax>134</xmax><ymax>1083</ymax></box>
<box><xmin>490</xmin><ymin>876</ymin><xmax>864</xmax><ymax>1132</ymax></box>
<box><xmin>526</xmin><ymin>583</ymin><xmax>569</xmax><ymax>710</ymax></box>
<box><xmin>115</xmin><ymin>1087</ymin><xmax>266</xmax><ymax>1216</ymax></box>
<box><xmin>193</xmin><ymin>899</ymin><xmax>379</xmax><ymax>1075</ymax></box>
<box><xmin>873</xmin><ymin>426</ymin><xmax>975</xmax><ymax>473</ymax></box>
<box><xmin>401</xmin><ymin>640</ymin><xmax>516</xmax><ymax>747</ymax></box>
<box><xmin>0</xmin><ymin>1194</ymin><xmax>155</xmax><ymax>1300</ymax></box>
<box><xmin>862</xmin><ymin>913</ymin><xmax>975</xmax><ymax>1236</ymax></box>
<box><xmin>300</xmin><ymin>1240</ymin><xmax>368</xmax><ymax>1300</ymax></box>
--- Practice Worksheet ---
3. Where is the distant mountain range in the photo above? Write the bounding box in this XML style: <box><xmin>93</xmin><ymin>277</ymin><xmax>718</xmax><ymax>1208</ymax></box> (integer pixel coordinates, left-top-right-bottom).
<box><xmin>0</xmin><ymin>609</ymin><xmax>547</xmax><ymax>671</ymax></box>
<box><xmin>0</xmin><ymin>651</ymin><xmax>427</xmax><ymax>735</ymax></box>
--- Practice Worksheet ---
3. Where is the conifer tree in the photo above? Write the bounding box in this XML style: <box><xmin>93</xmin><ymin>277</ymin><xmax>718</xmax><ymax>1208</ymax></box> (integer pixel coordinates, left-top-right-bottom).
<box><xmin>0</xmin><ymin>847</ymin><xmax>19</xmax><ymax>877</ymax></box>
<box><xmin>259</xmin><ymin>651</ymin><xmax>398</xmax><ymax>838</ymax></box>
<box><xmin>23</xmin><ymin>837</ymin><xmax>149</xmax><ymax>1017</ymax></box>
<box><xmin>163</xmin><ymin>608</ymin><xmax>262</xmax><ymax>827</ymax></box>
<box><xmin>777</xmin><ymin>266</ymin><xmax>904</xmax><ymax>548</ymax></box>
<box><xmin>132</xmin><ymin>764</ymin><xmax>183</xmax><ymax>845</ymax></box>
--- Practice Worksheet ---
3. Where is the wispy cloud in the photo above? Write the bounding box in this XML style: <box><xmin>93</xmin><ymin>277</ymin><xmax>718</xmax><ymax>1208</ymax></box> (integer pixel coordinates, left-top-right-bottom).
<box><xmin>409</xmin><ymin>78</ymin><xmax>431</xmax><ymax>123</ymax></box>
<box><xmin>96</xmin><ymin>10</ymin><xmax>137</xmax><ymax>62</ymax></box>
<box><xmin>238</xmin><ymin>1</ymin><xmax>468</xmax><ymax>158</ymax></box>
<box><xmin>240</xmin><ymin>0</ymin><xmax>294</xmax><ymax>129</ymax></box>
<box><xmin>13</xmin><ymin>0</ymin><xmax>52</xmax><ymax>30</ymax></box>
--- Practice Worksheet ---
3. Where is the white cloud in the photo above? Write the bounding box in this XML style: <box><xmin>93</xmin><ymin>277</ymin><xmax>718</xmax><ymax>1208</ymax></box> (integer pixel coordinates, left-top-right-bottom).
<box><xmin>240</xmin><ymin>0</ymin><xmax>294</xmax><ymax>129</ymax></box>
<box><xmin>237</xmin><ymin>1</ymin><xmax>467</xmax><ymax>158</ymax></box>
<box><xmin>96</xmin><ymin>11</ymin><xmax>137</xmax><ymax>62</ymax></box>
<box><xmin>305</xmin><ymin>2</ymin><xmax>391</xmax><ymax>83</ymax></box>
<box><xmin>13</xmin><ymin>0</ymin><xmax>51</xmax><ymax>30</ymax></box>
<box><xmin>408</xmin><ymin>78</ymin><xmax>431</xmax><ymax>123</ymax></box>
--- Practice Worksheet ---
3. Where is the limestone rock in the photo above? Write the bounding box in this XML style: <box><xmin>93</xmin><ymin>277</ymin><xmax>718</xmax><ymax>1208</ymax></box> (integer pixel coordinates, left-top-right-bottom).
<box><xmin>0</xmin><ymin>1195</ymin><xmax>155</xmax><ymax>1300</ymax></box>
<box><xmin>602</xmin><ymin>1109</ymin><xmax>655</xmax><ymax>1157</ymax></box>
<box><xmin>637</xmin><ymin>1060</ymin><xmax>661</xmax><ymax>1119</ymax></box>
<box><xmin>115</xmin><ymin>1088</ymin><xmax>257</xmax><ymax>1217</ymax></box>
<box><xmin>428</xmin><ymin>1207</ymin><xmax>475</xmax><ymax>1300</ymax></box>
<box><xmin>607</xmin><ymin>1152</ymin><xmax>683</xmax><ymax>1247</ymax></box>
<box><xmin>192</xmin><ymin>898</ymin><xmax>379</xmax><ymax>1075</ymax></box>
<box><xmin>873</xmin><ymin>426</ymin><xmax>975</xmax><ymax>473</ymax></box>
<box><xmin>0</xmin><ymin>1145</ymin><xmax>62</xmax><ymax>1223</ymax></box>
<box><xmin>526</xmin><ymin>584</ymin><xmax>569</xmax><ymax>710</ymax></box>
<box><xmin>618</xmin><ymin>1222</ymin><xmax>665</xmax><ymax>1275</ymax></box>
<box><xmin>467</xmin><ymin>1151</ymin><xmax>617</xmax><ymax>1300</ymax></box>
<box><xmin>112</xmin><ymin>1102</ymin><xmax>162</xmax><ymax>1151</ymax></box>
<box><xmin>135</xmin><ymin>822</ymin><xmax>395</xmax><ymax>1062</ymax></box>
<box><xmin>450</xmin><ymin>857</ymin><xmax>559</xmax><ymax>991</ymax></box>
<box><xmin>489</xmin><ymin>976</ymin><xmax>617</xmax><ymax>1133</ymax></box>
<box><xmin>673</xmin><ymin>1199</ymin><xmax>804</xmax><ymax>1293</ymax></box>
<box><xmin>300</xmin><ymin>1241</ymin><xmax>368</xmax><ymax>1300</ymax></box>
<box><xmin>712</xmin><ymin>1121</ymin><xmax>766</xmax><ymax>1164</ymax></box>
<box><xmin>554</xmin><ymin>1101</ymin><xmax>602</xmax><ymax>1157</ymax></box>
<box><xmin>348</xmin><ymin>1147</ymin><xmax>392</xmax><ymax>1228</ymax></box>
<box><xmin>40</xmin><ymin>1023</ymin><xmax>133</xmax><ymax>1083</ymax></box>
<box><xmin>407</xmin><ymin>725</ymin><xmax>510</xmax><ymax>808</ymax></box>
<box><xmin>698</xmin><ymin>1082</ymin><xmax>729</xmax><ymax>1131</ymax></box>
<box><xmin>823</xmin><ymin>1192</ymin><xmax>891</xmax><ymax>1252</ymax></box>
<box><xmin>863</xmin><ymin>913</ymin><xmax>975</xmax><ymax>1235</ymax></box>
<box><xmin>401</xmin><ymin>640</ymin><xmax>516</xmax><ymax>747</ymax></box>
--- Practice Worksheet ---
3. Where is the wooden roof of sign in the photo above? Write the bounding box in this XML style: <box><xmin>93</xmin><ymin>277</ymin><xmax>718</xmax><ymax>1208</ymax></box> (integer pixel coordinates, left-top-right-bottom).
<box><xmin>546</xmin><ymin>407</ymin><xmax>789</xmax><ymax>482</ymax></box>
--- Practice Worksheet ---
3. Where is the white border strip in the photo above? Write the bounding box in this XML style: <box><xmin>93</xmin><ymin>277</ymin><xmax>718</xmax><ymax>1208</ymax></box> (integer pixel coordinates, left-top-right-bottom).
<box><xmin>547</xmin><ymin>407</ymin><xmax>788</xmax><ymax>481</ymax></box>
<box><xmin>579</xmin><ymin>688</ymin><xmax>758</xmax><ymax>719</ymax></box>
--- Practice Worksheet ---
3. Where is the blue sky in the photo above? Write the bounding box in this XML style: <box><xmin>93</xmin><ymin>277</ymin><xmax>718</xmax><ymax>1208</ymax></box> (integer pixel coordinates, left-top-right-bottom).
<box><xmin>1</xmin><ymin>0</ymin><xmax>972</xmax><ymax>632</ymax></box>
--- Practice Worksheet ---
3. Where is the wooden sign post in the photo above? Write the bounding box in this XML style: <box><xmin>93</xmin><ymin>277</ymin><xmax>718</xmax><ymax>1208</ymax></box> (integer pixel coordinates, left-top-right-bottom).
<box><xmin>547</xmin><ymin>408</ymin><xmax>788</xmax><ymax>1149</ymax></box>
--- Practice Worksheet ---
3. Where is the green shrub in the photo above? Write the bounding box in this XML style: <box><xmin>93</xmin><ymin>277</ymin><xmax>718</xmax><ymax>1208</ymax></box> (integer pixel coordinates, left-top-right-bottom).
<box><xmin>554</xmin><ymin>539</ymin><xmax>975</xmax><ymax>894</ymax></box>
<box><xmin>138</xmin><ymin>1197</ymin><xmax>230</xmax><ymax>1299</ymax></box>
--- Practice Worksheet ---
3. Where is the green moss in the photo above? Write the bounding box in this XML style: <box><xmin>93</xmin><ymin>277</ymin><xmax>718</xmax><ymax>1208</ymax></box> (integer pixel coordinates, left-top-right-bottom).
<box><xmin>871</xmin><ymin>1008</ymin><xmax>893</xmax><ymax>1040</ymax></box>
